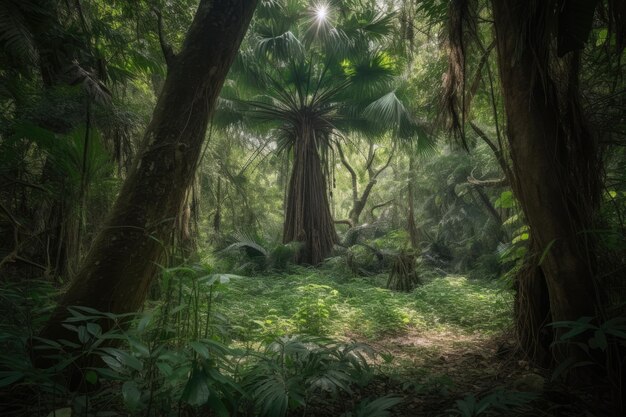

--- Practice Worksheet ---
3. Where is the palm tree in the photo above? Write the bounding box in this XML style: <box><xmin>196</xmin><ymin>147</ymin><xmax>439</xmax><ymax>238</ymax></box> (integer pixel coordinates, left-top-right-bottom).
<box><xmin>220</xmin><ymin>0</ymin><xmax>429</xmax><ymax>264</ymax></box>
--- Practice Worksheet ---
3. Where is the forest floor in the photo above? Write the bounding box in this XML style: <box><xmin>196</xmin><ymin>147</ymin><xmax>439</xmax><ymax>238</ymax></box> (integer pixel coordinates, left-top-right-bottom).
<box><xmin>213</xmin><ymin>268</ymin><xmax>616</xmax><ymax>416</ymax></box>
<box><xmin>2</xmin><ymin>268</ymin><xmax>611</xmax><ymax>416</ymax></box>
<box><xmin>214</xmin><ymin>269</ymin><xmax>581</xmax><ymax>416</ymax></box>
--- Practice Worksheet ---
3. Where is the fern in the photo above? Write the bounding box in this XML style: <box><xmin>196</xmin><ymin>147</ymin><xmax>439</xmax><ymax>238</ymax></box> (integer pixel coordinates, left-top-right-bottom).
<box><xmin>342</xmin><ymin>395</ymin><xmax>403</xmax><ymax>417</ymax></box>
<box><xmin>243</xmin><ymin>335</ymin><xmax>375</xmax><ymax>417</ymax></box>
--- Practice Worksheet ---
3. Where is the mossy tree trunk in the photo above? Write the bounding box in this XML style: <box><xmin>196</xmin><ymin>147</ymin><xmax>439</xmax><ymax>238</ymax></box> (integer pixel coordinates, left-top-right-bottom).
<box><xmin>38</xmin><ymin>0</ymin><xmax>257</xmax><ymax>342</ymax></box>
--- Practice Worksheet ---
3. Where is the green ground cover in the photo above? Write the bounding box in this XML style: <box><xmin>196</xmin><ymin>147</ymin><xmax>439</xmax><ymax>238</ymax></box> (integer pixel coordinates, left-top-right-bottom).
<box><xmin>215</xmin><ymin>269</ymin><xmax>513</xmax><ymax>344</ymax></box>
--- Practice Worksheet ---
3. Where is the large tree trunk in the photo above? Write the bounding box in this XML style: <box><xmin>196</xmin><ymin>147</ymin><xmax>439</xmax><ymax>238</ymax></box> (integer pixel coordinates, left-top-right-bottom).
<box><xmin>492</xmin><ymin>1</ymin><xmax>600</xmax><ymax>364</ymax></box>
<box><xmin>283</xmin><ymin>126</ymin><xmax>338</xmax><ymax>265</ymax></box>
<box><xmin>38</xmin><ymin>0</ymin><xmax>257</xmax><ymax>342</ymax></box>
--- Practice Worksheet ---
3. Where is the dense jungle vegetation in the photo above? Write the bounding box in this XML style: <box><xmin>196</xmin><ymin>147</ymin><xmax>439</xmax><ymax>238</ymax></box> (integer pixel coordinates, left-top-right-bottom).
<box><xmin>0</xmin><ymin>0</ymin><xmax>625</xmax><ymax>416</ymax></box>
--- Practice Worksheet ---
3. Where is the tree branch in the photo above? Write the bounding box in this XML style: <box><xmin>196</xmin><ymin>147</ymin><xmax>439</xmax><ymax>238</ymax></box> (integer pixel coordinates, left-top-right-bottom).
<box><xmin>470</xmin><ymin>186</ymin><xmax>503</xmax><ymax>227</ymax></box>
<box><xmin>154</xmin><ymin>8</ymin><xmax>176</xmax><ymax>67</ymax></box>
<box><xmin>467</xmin><ymin>169</ymin><xmax>508</xmax><ymax>187</ymax></box>
<box><xmin>369</xmin><ymin>199</ymin><xmax>393</xmax><ymax>219</ymax></box>
<box><xmin>364</xmin><ymin>142</ymin><xmax>376</xmax><ymax>176</ymax></box>
<box><xmin>336</xmin><ymin>142</ymin><xmax>358</xmax><ymax>202</ymax></box>
<box><xmin>372</xmin><ymin>142</ymin><xmax>395</xmax><ymax>179</ymax></box>
<box><xmin>465</xmin><ymin>40</ymin><xmax>495</xmax><ymax>115</ymax></box>
<box><xmin>334</xmin><ymin>219</ymin><xmax>354</xmax><ymax>227</ymax></box>
<box><xmin>0</xmin><ymin>201</ymin><xmax>21</xmax><ymax>227</ymax></box>
<box><xmin>469</xmin><ymin>121</ymin><xmax>513</xmax><ymax>179</ymax></box>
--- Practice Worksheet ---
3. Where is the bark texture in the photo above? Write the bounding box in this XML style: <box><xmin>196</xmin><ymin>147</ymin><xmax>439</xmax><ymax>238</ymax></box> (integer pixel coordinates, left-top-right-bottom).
<box><xmin>492</xmin><ymin>0</ymin><xmax>600</xmax><ymax>361</ymax></box>
<box><xmin>38</xmin><ymin>0</ymin><xmax>257</xmax><ymax>342</ymax></box>
<box><xmin>283</xmin><ymin>126</ymin><xmax>338</xmax><ymax>265</ymax></box>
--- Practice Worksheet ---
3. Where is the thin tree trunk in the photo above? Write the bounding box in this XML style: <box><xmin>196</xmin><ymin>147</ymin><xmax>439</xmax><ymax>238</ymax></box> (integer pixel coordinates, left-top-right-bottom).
<box><xmin>38</xmin><ymin>0</ymin><xmax>257</xmax><ymax>345</ymax></box>
<box><xmin>213</xmin><ymin>176</ymin><xmax>222</xmax><ymax>240</ymax></box>
<box><xmin>407</xmin><ymin>152</ymin><xmax>419</xmax><ymax>249</ymax></box>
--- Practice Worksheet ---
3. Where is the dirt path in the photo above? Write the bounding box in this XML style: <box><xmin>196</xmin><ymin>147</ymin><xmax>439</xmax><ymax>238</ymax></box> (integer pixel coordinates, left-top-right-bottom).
<box><xmin>366</xmin><ymin>330</ymin><xmax>528</xmax><ymax>416</ymax></box>
<box><xmin>301</xmin><ymin>329</ymin><xmax>559</xmax><ymax>416</ymax></box>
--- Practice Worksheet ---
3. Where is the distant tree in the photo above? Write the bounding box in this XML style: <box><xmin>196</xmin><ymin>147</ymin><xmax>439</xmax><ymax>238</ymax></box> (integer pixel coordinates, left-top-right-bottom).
<box><xmin>336</xmin><ymin>140</ymin><xmax>394</xmax><ymax>228</ymax></box>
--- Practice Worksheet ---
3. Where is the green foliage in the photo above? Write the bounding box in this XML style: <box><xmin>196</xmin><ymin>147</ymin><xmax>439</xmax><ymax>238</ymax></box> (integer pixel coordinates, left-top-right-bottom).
<box><xmin>451</xmin><ymin>389</ymin><xmax>538</xmax><ymax>417</ymax></box>
<box><xmin>411</xmin><ymin>277</ymin><xmax>512</xmax><ymax>333</ymax></box>
<box><xmin>548</xmin><ymin>315</ymin><xmax>626</xmax><ymax>381</ymax></box>
<box><xmin>217</xmin><ymin>270</ymin><xmax>512</xmax><ymax>340</ymax></box>
<box><xmin>242</xmin><ymin>335</ymin><xmax>375</xmax><ymax>417</ymax></box>
<box><xmin>219</xmin><ymin>232</ymin><xmax>301</xmax><ymax>273</ymax></box>
<box><xmin>0</xmin><ymin>303</ymin><xmax>241</xmax><ymax>416</ymax></box>
<box><xmin>398</xmin><ymin>369</ymin><xmax>454</xmax><ymax>396</ymax></box>
<box><xmin>341</xmin><ymin>395</ymin><xmax>403</xmax><ymax>417</ymax></box>
<box><xmin>294</xmin><ymin>284</ymin><xmax>339</xmax><ymax>334</ymax></box>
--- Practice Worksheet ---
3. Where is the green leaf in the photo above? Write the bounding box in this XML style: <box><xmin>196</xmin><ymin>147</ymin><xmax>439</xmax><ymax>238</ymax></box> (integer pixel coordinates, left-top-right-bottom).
<box><xmin>128</xmin><ymin>337</ymin><xmax>150</xmax><ymax>357</ymax></box>
<box><xmin>156</xmin><ymin>362</ymin><xmax>173</xmax><ymax>377</ymax></box>
<box><xmin>181</xmin><ymin>367</ymin><xmax>210</xmax><ymax>407</ymax></box>
<box><xmin>550</xmin><ymin>356</ymin><xmax>575</xmax><ymax>381</ymax></box>
<box><xmin>77</xmin><ymin>326</ymin><xmax>89</xmax><ymax>344</ymax></box>
<box><xmin>86</xmin><ymin>323</ymin><xmax>102</xmax><ymax>337</ymax></box>
<box><xmin>190</xmin><ymin>341</ymin><xmax>210</xmax><ymax>359</ymax></box>
<box><xmin>589</xmin><ymin>330</ymin><xmax>608</xmax><ymax>351</ymax></box>
<box><xmin>100</xmin><ymin>347</ymin><xmax>143</xmax><ymax>371</ymax></box>
<box><xmin>85</xmin><ymin>370</ymin><xmax>98</xmax><ymax>385</ymax></box>
<box><xmin>0</xmin><ymin>371</ymin><xmax>24</xmax><ymax>387</ymax></box>
<box><xmin>347</xmin><ymin>395</ymin><xmax>402</xmax><ymax>417</ymax></box>
<box><xmin>137</xmin><ymin>313</ymin><xmax>153</xmax><ymax>333</ymax></box>
<box><xmin>207</xmin><ymin>394</ymin><xmax>230</xmax><ymax>417</ymax></box>
<box><xmin>495</xmin><ymin>191</ymin><xmax>515</xmax><ymax>209</ymax></box>
<box><xmin>122</xmin><ymin>381</ymin><xmax>142</xmax><ymax>411</ymax></box>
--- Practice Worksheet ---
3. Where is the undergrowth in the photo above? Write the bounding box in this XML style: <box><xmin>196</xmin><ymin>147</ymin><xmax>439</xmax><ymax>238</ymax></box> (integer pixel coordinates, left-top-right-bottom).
<box><xmin>0</xmin><ymin>265</ymin><xmax>514</xmax><ymax>417</ymax></box>
<box><xmin>217</xmin><ymin>268</ymin><xmax>513</xmax><ymax>342</ymax></box>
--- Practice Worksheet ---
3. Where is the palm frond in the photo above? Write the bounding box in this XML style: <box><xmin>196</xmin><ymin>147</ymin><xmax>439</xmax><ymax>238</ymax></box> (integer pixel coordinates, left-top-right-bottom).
<box><xmin>68</xmin><ymin>62</ymin><xmax>112</xmax><ymax>106</ymax></box>
<box><xmin>341</xmin><ymin>51</ymin><xmax>397</xmax><ymax>99</ymax></box>
<box><xmin>343</xmin><ymin>9</ymin><xmax>396</xmax><ymax>43</ymax></box>
<box><xmin>222</xmin><ymin>231</ymin><xmax>269</xmax><ymax>258</ymax></box>
<box><xmin>363</xmin><ymin>91</ymin><xmax>408</xmax><ymax>131</ymax></box>
<box><xmin>0</xmin><ymin>0</ymin><xmax>41</xmax><ymax>65</ymax></box>
<box><xmin>255</xmin><ymin>30</ymin><xmax>304</xmax><ymax>60</ymax></box>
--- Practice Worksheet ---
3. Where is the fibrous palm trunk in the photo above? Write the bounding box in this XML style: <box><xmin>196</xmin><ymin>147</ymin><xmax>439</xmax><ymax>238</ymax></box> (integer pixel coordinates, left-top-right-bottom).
<box><xmin>283</xmin><ymin>125</ymin><xmax>338</xmax><ymax>265</ymax></box>
<box><xmin>38</xmin><ymin>0</ymin><xmax>257</xmax><ymax>346</ymax></box>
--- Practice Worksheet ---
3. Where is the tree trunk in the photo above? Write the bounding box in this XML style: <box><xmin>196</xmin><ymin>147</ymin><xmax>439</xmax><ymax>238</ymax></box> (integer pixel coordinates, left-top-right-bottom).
<box><xmin>492</xmin><ymin>1</ymin><xmax>600</xmax><ymax>364</ymax></box>
<box><xmin>212</xmin><ymin>176</ymin><xmax>222</xmax><ymax>241</ymax></box>
<box><xmin>38</xmin><ymin>0</ymin><xmax>257</xmax><ymax>342</ymax></box>
<box><xmin>514</xmin><ymin>238</ymin><xmax>552</xmax><ymax>367</ymax></box>
<box><xmin>283</xmin><ymin>126</ymin><xmax>338</xmax><ymax>265</ymax></box>
<box><xmin>407</xmin><ymin>152</ymin><xmax>419</xmax><ymax>249</ymax></box>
